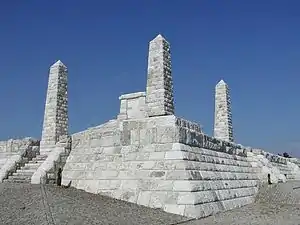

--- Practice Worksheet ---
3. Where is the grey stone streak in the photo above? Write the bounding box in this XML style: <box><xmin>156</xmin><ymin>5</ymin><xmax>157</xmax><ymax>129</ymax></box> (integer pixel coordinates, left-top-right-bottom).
<box><xmin>213</xmin><ymin>80</ymin><xmax>233</xmax><ymax>142</ymax></box>
<box><xmin>146</xmin><ymin>34</ymin><xmax>174</xmax><ymax>117</ymax></box>
<box><xmin>40</xmin><ymin>60</ymin><xmax>68</xmax><ymax>152</ymax></box>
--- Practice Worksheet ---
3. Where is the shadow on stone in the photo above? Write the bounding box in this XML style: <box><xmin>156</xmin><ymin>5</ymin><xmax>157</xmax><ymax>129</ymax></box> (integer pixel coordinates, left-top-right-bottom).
<box><xmin>268</xmin><ymin>174</ymin><xmax>272</xmax><ymax>185</ymax></box>
<box><xmin>57</xmin><ymin>168</ymin><xmax>62</xmax><ymax>186</ymax></box>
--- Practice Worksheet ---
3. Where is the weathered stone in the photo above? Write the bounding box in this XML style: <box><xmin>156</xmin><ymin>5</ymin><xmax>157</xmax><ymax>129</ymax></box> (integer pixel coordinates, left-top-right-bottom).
<box><xmin>146</xmin><ymin>34</ymin><xmax>174</xmax><ymax>116</ymax></box>
<box><xmin>214</xmin><ymin>80</ymin><xmax>233</xmax><ymax>142</ymax></box>
<box><xmin>40</xmin><ymin>60</ymin><xmax>68</xmax><ymax>153</ymax></box>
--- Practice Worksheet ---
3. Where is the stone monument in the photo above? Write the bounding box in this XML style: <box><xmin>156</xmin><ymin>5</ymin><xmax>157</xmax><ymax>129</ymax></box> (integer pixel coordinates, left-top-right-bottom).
<box><xmin>213</xmin><ymin>79</ymin><xmax>234</xmax><ymax>142</ymax></box>
<box><xmin>146</xmin><ymin>34</ymin><xmax>174</xmax><ymax>117</ymax></box>
<box><xmin>40</xmin><ymin>60</ymin><xmax>68</xmax><ymax>154</ymax></box>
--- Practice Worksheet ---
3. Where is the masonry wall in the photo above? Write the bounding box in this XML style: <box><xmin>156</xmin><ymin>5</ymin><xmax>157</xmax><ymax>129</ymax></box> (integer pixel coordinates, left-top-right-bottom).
<box><xmin>62</xmin><ymin>94</ymin><xmax>263</xmax><ymax>218</ymax></box>
<box><xmin>0</xmin><ymin>138</ymin><xmax>39</xmax><ymax>166</ymax></box>
<box><xmin>28</xmin><ymin>33</ymin><xmax>300</xmax><ymax>219</ymax></box>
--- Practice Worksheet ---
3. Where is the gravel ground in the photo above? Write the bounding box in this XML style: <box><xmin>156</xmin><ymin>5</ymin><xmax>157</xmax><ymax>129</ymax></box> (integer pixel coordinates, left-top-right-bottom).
<box><xmin>0</xmin><ymin>182</ymin><xmax>300</xmax><ymax>225</ymax></box>
<box><xmin>0</xmin><ymin>183</ymin><xmax>187</xmax><ymax>225</ymax></box>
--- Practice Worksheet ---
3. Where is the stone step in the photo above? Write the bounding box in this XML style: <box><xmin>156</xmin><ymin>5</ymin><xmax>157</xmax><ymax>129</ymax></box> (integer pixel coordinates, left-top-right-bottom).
<box><xmin>22</xmin><ymin>164</ymin><xmax>41</xmax><ymax>169</ymax></box>
<box><xmin>35</xmin><ymin>155</ymin><xmax>48</xmax><ymax>159</ymax></box>
<box><xmin>27</xmin><ymin>161</ymin><xmax>44</xmax><ymax>165</ymax></box>
<box><xmin>30</xmin><ymin>159</ymin><xmax>46</xmax><ymax>163</ymax></box>
<box><xmin>16</xmin><ymin>169</ymin><xmax>36</xmax><ymax>173</ymax></box>
<box><xmin>13</xmin><ymin>171</ymin><xmax>35</xmax><ymax>176</ymax></box>
<box><xmin>19</xmin><ymin>165</ymin><xmax>40</xmax><ymax>170</ymax></box>
<box><xmin>8</xmin><ymin>174</ymin><xmax>31</xmax><ymax>179</ymax></box>
<box><xmin>4</xmin><ymin>178</ymin><xmax>31</xmax><ymax>183</ymax></box>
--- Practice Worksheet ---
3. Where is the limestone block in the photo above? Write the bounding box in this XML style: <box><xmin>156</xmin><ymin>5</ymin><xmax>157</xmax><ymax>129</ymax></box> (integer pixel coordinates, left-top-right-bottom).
<box><xmin>166</xmin><ymin>171</ymin><xmax>191</xmax><ymax>180</ymax></box>
<box><xmin>137</xmin><ymin>191</ymin><xmax>152</xmax><ymax>206</ymax></box>
<box><xmin>84</xmin><ymin>180</ymin><xmax>101</xmax><ymax>193</ymax></box>
<box><xmin>68</xmin><ymin>171</ymin><xmax>86</xmax><ymax>180</ymax></box>
<box><xmin>177</xmin><ymin>191</ymin><xmax>216</xmax><ymax>205</ymax></box>
<box><xmin>63</xmin><ymin>162</ymin><xmax>88</xmax><ymax>171</ymax></box>
<box><xmin>140</xmin><ymin>161</ymin><xmax>157</xmax><ymax>169</ymax></box>
<box><xmin>102</xmin><ymin>146</ymin><xmax>121</xmax><ymax>154</ymax></box>
<box><xmin>139</xmin><ymin>128</ymin><xmax>157</xmax><ymax>145</ymax></box>
<box><xmin>165</xmin><ymin>151</ymin><xmax>186</xmax><ymax>160</ymax></box>
<box><xmin>221</xmin><ymin>195</ymin><xmax>254</xmax><ymax>211</ymax></box>
<box><xmin>136</xmin><ymin>152</ymin><xmax>150</xmax><ymax>160</ymax></box>
<box><xmin>138</xmin><ymin>145</ymin><xmax>155</xmax><ymax>152</ymax></box>
<box><xmin>101</xmin><ymin>170</ymin><xmax>119</xmax><ymax>178</ymax></box>
<box><xmin>184</xmin><ymin>202</ymin><xmax>223</xmax><ymax>218</ymax></box>
<box><xmin>76</xmin><ymin>180</ymin><xmax>88</xmax><ymax>190</ymax></box>
<box><xmin>149</xmin><ymin>152</ymin><xmax>165</xmax><ymax>160</ymax></box>
<box><xmin>155</xmin><ymin>143</ymin><xmax>173</xmax><ymax>152</ymax></box>
<box><xmin>163</xmin><ymin>204</ymin><xmax>186</xmax><ymax>216</ymax></box>
<box><xmin>149</xmin><ymin>191</ymin><xmax>168</xmax><ymax>208</ymax></box>
<box><xmin>156</xmin><ymin>126</ymin><xmax>178</xmax><ymax>143</ymax></box>
<box><xmin>172</xmin><ymin>143</ymin><xmax>192</xmax><ymax>152</ymax></box>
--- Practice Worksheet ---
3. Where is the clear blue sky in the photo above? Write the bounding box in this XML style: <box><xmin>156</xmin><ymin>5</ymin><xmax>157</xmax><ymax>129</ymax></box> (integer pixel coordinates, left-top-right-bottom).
<box><xmin>0</xmin><ymin>1</ymin><xmax>299</xmax><ymax>156</ymax></box>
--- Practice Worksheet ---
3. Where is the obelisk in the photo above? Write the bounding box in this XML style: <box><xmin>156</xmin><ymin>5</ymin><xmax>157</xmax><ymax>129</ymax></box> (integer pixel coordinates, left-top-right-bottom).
<box><xmin>213</xmin><ymin>80</ymin><xmax>234</xmax><ymax>142</ymax></box>
<box><xmin>146</xmin><ymin>34</ymin><xmax>174</xmax><ymax>117</ymax></box>
<box><xmin>40</xmin><ymin>60</ymin><xmax>68</xmax><ymax>154</ymax></box>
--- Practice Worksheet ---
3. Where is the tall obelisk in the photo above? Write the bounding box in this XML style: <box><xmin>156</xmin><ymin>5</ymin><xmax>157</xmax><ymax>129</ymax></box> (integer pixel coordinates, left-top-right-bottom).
<box><xmin>213</xmin><ymin>80</ymin><xmax>234</xmax><ymax>142</ymax></box>
<box><xmin>40</xmin><ymin>60</ymin><xmax>68</xmax><ymax>154</ymax></box>
<box><xmin>146</xmin><ymin>34</ymin><xmax>174</xmax><ymax>117</ymax></box>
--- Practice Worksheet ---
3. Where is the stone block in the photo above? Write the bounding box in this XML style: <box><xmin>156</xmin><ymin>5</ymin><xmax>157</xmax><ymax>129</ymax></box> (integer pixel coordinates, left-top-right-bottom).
<box><xmin>164</xmin><ymin>204</ymin><xmax>186</xmax><ymax>216</ymax></box>
<box><xmin>155</xmin><ymin>143</ymin><xmax>173</xmax><ymax>152</ymax></box>
<box><xmin>101</xmin><ymin>170</ymin><xmax>119</xmax><ymax>178</ymax></box>
<box><xmin>102</xmin><ymin>147</ymin><xmax>121</xmax><ymax>154</ymax></box>
<box><xmin>136</xmin><ymin>152</ymin><xmax>150</xmax><ymax>160</ymax></box>
<box><xmin>137</xmin><ymin>191</ymin><xmax>152</xmax><ymax>206</ymax></box>
<box><xmin>166</xmin><ymin>171</ymin><xmax>191</xmax><ymax>180</ymax></box>
<box><xmin>156</xmin><ymin>126</ymin><xmax>178</xmax><ymax>143</ymax></box>
<box><xmin>140</xmin><ymin>128</ymin><xmax>157</xmax><ymax>145</ymax></box>
<box><xmin>172</xmin><ymin>143</ymin><xmax>192</xmax><ymax>152</ymax></box>
<box><xmin>84</xmin><ymin>180</ymin><xmax>100</xmax><ymax>193</ymax></box>
<box><xmin>149</xmin><ymin>152</ymin><xmax>165</xmax><ymax>160</ymax></box>
<box><xmin>121</xmin><ymin>180</ymin><xmax>139</xmax><ymax>190</ymax></box>
<box><xmin>165</xmin><ymin>151</ymin><xmax>185</xmax><ymax>160</ymax></box>
<box><xmin>140</xmin><ymin>161</ymin><xmax>157</xmax><ymax>169</ymax></box>
<box><xmin>149</xmin><ymin>191</ymin><xmax>168</xmax><ymax>208</ymax></box>
<box><xmin>63</xmin><ymin>163</ymin><xmax>88</xmax><ymax>171</ymax></box>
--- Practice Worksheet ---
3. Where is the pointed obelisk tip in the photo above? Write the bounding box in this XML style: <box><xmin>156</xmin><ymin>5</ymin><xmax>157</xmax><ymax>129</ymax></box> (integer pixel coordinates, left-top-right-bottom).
<box><xmin>51</xmin><ymin>60</ymin><xmax>66</xmax><ymax>68</ymax></box>
<box><xmin>217</xmin><ymin>79</ymin><xmax>227</xmax><ymax>86</ymax></box>
<box><xmin>152</xmin><ymin>33</ymin><xmax>167</xmax><ymax>42</ymax></box>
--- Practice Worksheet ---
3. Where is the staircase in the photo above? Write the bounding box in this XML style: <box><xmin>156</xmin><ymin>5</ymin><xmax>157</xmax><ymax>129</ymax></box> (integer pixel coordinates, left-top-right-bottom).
<box><xmin>3</xmin><ymin>154</ymin><xmax>47</xmax><ymax>183</ymax></box>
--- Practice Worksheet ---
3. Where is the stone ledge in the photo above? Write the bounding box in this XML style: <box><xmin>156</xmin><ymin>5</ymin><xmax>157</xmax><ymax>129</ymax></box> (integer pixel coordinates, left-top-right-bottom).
<box><xmin>119</xmin><ymin>92</ymin><xmax>146</xmax><ymax>100</ymax></box>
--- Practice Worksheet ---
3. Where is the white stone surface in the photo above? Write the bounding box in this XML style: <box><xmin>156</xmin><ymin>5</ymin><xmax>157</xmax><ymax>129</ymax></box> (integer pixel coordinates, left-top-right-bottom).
<box><xmin>247</xmin><ymin>152</ymin><xmax>288</xmax><ymax>184</ymax></box>
<box><xmin>31</xmin><ymin>145</ymin><xmax>65</xmax><ymax>184</ymax></box>
<box><xmin>40</xmin><ymin>60</ymin><xmax>68</xmax><ymax>153</ymax></box>
<box><xmin>146</xmin><ymin>34</ymin><xmax>174</xmax><ymax>116</ymax></box>
<box><xmin>214</xmin><ymin>80</ymin><xmax>234</xmax><ymax>142</ymax></box>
